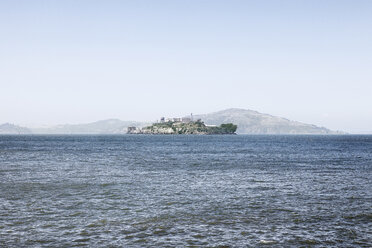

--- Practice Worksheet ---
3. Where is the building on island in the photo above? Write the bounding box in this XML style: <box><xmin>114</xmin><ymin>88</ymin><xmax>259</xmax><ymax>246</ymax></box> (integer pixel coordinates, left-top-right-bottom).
<box><xmin>181</xmin><ymin>117</ymin><xmax>191</xmax><ymax>123</ymax></box>
<box><xmin>159</xmin><ymin>114</ymin><xmax>193</xmax><ymax>124</ymax></box>
<box><xmin>162</xmin><ymin>117</ymin><xmax>192</xmax><ymax>123</ymax></box>
<box><xmin>128</xmin><ymin>115</ymin><xmax>199</xmax><ymax>134</ymax></box>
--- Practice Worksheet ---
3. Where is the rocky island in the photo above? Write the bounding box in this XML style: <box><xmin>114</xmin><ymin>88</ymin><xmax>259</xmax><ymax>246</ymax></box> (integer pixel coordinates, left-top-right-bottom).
<box><xmin>127</xmin><ymin>118</ymin><xmax>237</xmax><ymax>135</ymax></box>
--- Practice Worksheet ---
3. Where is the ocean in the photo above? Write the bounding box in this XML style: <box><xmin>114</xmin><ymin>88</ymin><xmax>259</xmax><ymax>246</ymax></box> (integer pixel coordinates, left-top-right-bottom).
<box><xmin>0</xmin><ymin>135</ymin><xmax>371</xmax><ymax>247</ymax></box>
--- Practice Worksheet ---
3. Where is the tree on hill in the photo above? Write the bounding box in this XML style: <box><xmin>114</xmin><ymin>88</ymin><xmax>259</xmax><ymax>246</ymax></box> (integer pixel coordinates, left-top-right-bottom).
<box><xmin>220</xmin><ymin>123</ymin><xmax>237</xmax><ymax>134</ymax></box>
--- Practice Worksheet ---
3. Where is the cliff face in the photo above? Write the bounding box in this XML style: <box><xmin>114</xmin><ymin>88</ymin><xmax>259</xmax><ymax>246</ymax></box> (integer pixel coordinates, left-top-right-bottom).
<box><xmin>128</xmin><ymin>121</ymin><xmax>237</xmax><ymax>135</ymax></box>
<box><xmin>142</xmin><ymin>125</ymin><xmax>175</xmax><ymax>134</ymax></box>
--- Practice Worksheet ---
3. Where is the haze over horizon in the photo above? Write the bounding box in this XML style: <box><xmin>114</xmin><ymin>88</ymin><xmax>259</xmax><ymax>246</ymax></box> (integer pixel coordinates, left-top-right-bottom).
<box><xmin>1</xmin><ymin>1</ymin><xmax>372</xmax><ymax>133</ymax></box>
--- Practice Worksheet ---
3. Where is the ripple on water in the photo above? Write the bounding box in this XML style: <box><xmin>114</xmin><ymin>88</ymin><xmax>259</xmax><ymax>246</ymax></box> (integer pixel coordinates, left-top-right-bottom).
<box><xmin>0</xmin><ymin>135</ymin><xmax>371</xmax><ymax>247</ymax></box>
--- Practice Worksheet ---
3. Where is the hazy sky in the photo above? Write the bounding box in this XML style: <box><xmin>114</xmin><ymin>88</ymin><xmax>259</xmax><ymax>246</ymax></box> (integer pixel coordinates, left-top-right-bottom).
<box><xmin>1</xmin><ymin>0</ymin><xmax>371</xmax><ymax>133</ymax></box>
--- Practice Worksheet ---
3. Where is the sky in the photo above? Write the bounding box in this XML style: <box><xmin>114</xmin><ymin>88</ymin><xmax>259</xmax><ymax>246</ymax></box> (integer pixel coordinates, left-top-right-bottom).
<box><xmin>1</xmin><ymin>0</ymin><xmax>371</xmax><ymax>133</ymax></box>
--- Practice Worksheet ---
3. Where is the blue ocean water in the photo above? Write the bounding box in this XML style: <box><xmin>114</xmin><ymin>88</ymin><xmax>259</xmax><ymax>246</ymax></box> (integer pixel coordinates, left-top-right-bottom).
<box><xmin>0</xmin><ymin>135</ymin><xmax>371</xmax><ymax>247</ymax></box>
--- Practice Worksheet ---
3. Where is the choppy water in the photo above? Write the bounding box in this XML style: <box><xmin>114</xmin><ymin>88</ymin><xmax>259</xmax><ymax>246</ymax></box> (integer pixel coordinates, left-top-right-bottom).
<box><xmin>0</xmin><ymin>135</ymin><xmax>371</xmax><ymax>247</ymax></box>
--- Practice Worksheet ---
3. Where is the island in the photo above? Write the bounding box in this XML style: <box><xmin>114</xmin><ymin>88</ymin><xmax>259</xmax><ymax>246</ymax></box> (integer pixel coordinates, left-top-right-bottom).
<box><xmin>127</xmin><ymin>117</ymin><xmax>237</xmax><ymax>135</ymax></box>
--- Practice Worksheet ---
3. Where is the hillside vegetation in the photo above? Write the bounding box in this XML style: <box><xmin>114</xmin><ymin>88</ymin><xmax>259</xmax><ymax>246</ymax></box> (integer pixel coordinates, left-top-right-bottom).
<box><xmin>139</xmin><ymin>121</ymin><xmax>237</xmax><ymax>135</ymax></box>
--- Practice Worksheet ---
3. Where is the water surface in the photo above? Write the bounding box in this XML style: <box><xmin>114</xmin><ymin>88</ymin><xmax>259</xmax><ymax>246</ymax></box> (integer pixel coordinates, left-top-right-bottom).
<box><xmin>0</xmin><ymin>135</ymin><xmax>371</xmax><ymax>247</ymax></box>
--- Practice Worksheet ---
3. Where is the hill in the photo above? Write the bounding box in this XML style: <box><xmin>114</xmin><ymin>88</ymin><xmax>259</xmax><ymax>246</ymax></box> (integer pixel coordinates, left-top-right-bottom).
<box><xmin>5</xmin><ymin>108</ymin><xmax>342</xmax><ymax>135</ymax></box>
<box><xmin>30</xmin><ymin>119</ymin><xmax>148</xmax><ymax>134</ymax></box>
<box><xmin>0</xmin><ymin>123</ymin><xmax>32</xmax><ymax>134</ymax></box>
<box><xmin>191</xmin><ymin>108</ymin><xmax>339</xmax><ymax>134</ymax></box>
